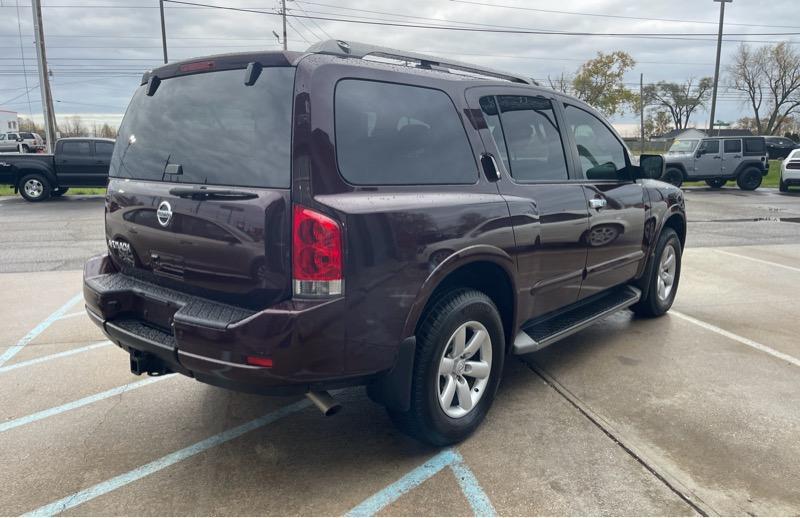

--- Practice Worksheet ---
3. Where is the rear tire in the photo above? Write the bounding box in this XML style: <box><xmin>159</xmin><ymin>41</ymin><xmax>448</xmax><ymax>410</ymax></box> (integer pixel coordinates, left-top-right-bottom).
<box><xmin>388</xmin><ymin>289</ymin><xmax>504</xmax><ymax>446</ymax></box>
<box><xmin>662</xmin><ymin>168</ymin><xmax>683</xmax><ymax>188</ymax></box>
<box><xmin>705</xmin><ymin>178</ymin><xmax>726</xmax><ymax>188</ymax></box>
<box><xmin>632</xmin><ymin>228</ymin><xmax>682</xmax><ymax>318</ymax></box>
<box><xmin>18</xmin><ymin>173</ymin><xmax>51</xmax><ymax>202</ymax></box>
<box><xmin>737</xmin><ymin>168</ymin><xmax>762</xmax><ymax>191</ymax></box>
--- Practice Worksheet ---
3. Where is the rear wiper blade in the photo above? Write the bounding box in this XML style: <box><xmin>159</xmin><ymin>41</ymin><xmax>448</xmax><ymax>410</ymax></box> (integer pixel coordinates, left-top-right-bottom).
<box><xmin>168</xmin><ymin>187</ymin><xmax>258</xmax><ymax>200</ymax></box>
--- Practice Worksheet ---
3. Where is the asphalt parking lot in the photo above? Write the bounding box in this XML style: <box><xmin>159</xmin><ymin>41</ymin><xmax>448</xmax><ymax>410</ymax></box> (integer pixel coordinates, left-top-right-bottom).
<box><xmin>1</xmin><ymin>186</ymin><xmax>800</xmax><ymax>516</ymax></box>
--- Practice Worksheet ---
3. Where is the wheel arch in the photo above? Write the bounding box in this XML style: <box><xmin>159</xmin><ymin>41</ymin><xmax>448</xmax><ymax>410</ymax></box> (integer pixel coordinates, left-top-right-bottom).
<box><xmin>662</xmin><ymin>212</ymin><xmax>686</xmax><ymax>248</ymax></box>
<box><xmin>15</xmin><ymin>164</ymin><xmax>58</xmax><ymax>188</ymax></box>
<box><xmin>402</xmin><ymin>245</ymin><xmax>517</xmax><ymax>350</ymax></box>
<box><xmin>665</xmin><ymin>163</ymin><xmax>687</xmax><ymax>178</ymax></box>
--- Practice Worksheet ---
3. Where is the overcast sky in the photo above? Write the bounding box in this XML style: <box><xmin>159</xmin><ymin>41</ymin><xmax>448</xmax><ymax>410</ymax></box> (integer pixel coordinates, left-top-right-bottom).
<box><xmin>1</xmin><ymin>0</ymin><xmax>797</xmax><ymax>136</ymax></box>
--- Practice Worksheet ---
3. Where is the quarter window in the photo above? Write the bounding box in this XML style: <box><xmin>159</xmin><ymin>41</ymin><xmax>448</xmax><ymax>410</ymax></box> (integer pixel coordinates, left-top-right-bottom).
<box><xmin>335</xmin><ymin>79</ymin><xmax>476</xmax><ymax>185</ymax></box>
<box><xmin>724</xmin><ymin>140</ymin><xmax>741</xmax><ymax>153</ymax></box>
<box><xmin>563</xmin><ymin>105</ymin><xmax>627</xmax><ymax>179</ymax></box>
<box><xmin>481</xmin><ymin>95</ymin><xmax>569</xmax><ymax>181</ymax></box>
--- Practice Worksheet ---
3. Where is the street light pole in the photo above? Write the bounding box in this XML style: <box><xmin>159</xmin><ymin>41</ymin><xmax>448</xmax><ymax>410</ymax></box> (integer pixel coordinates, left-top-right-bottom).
<box><xmin>709</xmin><ymin>0</ymin><xmax>732</xmax><ymax>137</ymax></box>
<box><xmin>159</xmin><ymin>0</ymin><xmax>168</xmax><ymax>64</ymax></box>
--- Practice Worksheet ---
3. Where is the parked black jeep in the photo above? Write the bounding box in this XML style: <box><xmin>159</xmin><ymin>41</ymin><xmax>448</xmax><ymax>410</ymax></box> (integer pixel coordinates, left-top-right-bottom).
<box><xmin>84</xmin><ymin>41</ymin><xmax>685</xmax><ymax>445</ymax></box>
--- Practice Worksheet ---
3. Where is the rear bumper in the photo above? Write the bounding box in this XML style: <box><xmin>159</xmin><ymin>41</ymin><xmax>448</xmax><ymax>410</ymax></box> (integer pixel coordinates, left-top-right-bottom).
<box><xmin>83</xmin><ymin>253</ymin><xmax>374</xmax><ymax>395</ymax></box>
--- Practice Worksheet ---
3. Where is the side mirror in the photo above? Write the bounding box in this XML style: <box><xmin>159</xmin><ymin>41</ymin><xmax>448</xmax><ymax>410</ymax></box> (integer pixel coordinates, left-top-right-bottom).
<box><xmin>17</xmin><ymin>138</ymin><xmax>23</xmax><ymax>142</ymax></box>
<box><xmin>636</xmin><ymin>154</ymin><xmax>665</xmax><ymax>180</ymax></box>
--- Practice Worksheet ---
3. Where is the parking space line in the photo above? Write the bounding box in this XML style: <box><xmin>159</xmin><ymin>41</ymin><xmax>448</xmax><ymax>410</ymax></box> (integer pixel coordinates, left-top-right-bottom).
<box><xmin>672</xmin><ymin>311</ymin><xmax>800</xmax><ymax>369</ymax></box>
<box><xmin>0</xmin><ymin>292</ymin><xmax>83</xmax><ymax>368</ymax></box>
<box><xmin>0</xmin><ymin>375</ymin><xmax>173</xmax><ymax>433</ymax></box>
<box><xmin>56</xmin><ymin>311</ymin><xmax>87</xmax><ymax>321</ymax></box>
<box><xmin>0</xmin><ymin>341</ymin><xmax>112</xmax><ymax>374</ymax></box>
<box><xmin>347</xmin><ymin>449</ymin><xmax>496</xmax><ymax>517</ymax></box>
<box><xmin>715</xmin><ymin>249</ymin><xmax>800</xmax><ymax>274</ymax></box>
<box><xmin>25</xmin><ymin>399</ymin><xmax>311</xmax><ymax>517</ymax></box>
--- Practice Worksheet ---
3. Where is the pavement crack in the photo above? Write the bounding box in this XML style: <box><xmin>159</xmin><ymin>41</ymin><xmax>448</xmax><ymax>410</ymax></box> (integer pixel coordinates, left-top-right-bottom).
<box><xmin>518</xmin><ymin>356</ymin><xmax>717</xmax><ymax>517</ymax></box>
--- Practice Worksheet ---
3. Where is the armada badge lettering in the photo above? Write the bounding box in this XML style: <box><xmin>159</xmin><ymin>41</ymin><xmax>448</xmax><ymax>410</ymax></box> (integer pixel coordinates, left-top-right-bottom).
<box><xmin>156</xmin><ymin>201</ymin><xmax>173</xmax><ymax>227</ymax></box>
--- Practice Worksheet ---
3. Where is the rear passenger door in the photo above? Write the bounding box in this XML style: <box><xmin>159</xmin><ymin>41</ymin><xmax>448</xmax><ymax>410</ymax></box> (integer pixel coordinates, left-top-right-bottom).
<box><xmin>721</xmin><ymin>139</ymin><xmax>742</xmax><ymax>177</ymax></box>
<box><xmin>560</xmin><ymin>103</ymin><xmax>648</xmax><ymax>298</ymax></box>
<box><xmin>468</xmin><ymin>88</ymin><xmax>589</xmax><ymax>319</ymax></box>
<box><xmin>55</xmin><ymin>140</ymin><xmax>95</xmax><ymax>185</ymax></box>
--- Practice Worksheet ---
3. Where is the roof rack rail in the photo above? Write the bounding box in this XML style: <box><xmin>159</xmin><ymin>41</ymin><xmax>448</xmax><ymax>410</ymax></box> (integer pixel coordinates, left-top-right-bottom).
<box><xmin>306</xmin><ymin>40</ymin><xmax>537</xmax><ymax>86</ymax></box>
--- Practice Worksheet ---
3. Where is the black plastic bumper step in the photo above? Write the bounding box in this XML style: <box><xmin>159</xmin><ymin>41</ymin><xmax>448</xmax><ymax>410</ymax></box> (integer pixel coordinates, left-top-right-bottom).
<box><xmin>513</xmin><ymin>286</ymin><xmax>641</xmax><ymax>355</ymax></box>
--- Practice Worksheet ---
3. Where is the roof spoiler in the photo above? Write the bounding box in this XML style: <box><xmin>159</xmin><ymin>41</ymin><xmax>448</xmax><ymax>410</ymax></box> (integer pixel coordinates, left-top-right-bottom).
<box><xmin>306</xmin><ymin>39</ymin><xmax>537</xmax><ymax>86</ymax></box>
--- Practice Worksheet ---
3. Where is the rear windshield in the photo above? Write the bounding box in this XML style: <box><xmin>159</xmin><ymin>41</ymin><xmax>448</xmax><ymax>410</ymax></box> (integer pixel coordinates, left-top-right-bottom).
<box><xmin>111</xmin><ymin>67</ymin><xmax>295</xmax><ymax>188</ymax></box>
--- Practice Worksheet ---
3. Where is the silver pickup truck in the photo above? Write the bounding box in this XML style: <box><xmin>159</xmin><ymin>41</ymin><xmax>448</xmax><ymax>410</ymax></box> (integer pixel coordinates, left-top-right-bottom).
<box><xmin>662</xmin><ymin>136</ymin><xmax>769</xmax><ymax>190</ymax></box>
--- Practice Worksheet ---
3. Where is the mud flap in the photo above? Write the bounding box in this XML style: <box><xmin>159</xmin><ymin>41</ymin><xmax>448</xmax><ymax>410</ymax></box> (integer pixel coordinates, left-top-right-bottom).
<box><xmin>367</xmin><ymin>336</ymin><xmax>416</xmax><ymax>411</ymax></box>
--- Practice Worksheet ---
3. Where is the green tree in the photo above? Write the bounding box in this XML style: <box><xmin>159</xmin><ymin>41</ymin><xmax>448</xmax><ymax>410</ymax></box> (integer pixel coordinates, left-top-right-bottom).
<box><xmin>642</xmin><ymin>78</ymin><xmax>713</xmax><ymax>130</ymax></box>
<box><xmin>547</xmin><ymin>51</ymin><xmax>636</xmax><ymax>117</ymax></box>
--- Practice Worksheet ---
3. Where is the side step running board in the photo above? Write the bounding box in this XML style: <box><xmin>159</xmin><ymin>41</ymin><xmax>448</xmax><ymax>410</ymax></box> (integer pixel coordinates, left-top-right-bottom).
<box><xmin>513</xmin><ymin>286</ymin><xmax>641</xmax><ymax>355</ymax></box>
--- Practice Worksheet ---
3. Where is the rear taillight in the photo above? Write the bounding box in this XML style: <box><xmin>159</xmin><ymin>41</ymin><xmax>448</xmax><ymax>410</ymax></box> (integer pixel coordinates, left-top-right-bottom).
<box><xmin>292</xmin><ymin>205</ymin><xmax>343</xmax><ymax>297</ymax></box>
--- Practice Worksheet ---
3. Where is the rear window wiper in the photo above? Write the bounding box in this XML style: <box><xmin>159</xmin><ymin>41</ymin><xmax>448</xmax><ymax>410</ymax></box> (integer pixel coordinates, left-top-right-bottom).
<box><xmin>168</xmin><ymin>186</ymin><xmax>258</xmax><ymax>200</ymax></box>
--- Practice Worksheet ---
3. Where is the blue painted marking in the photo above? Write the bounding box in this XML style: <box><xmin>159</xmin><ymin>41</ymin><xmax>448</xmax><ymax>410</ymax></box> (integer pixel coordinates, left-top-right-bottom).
<box><xmin>0</xmin><ymin>292</ymin><xmax>83</xmax><ymax>367</ymax></box>
<box><xmin>347</xmin><ymin>449</ymin><xmax>458</xmax><ymax>517</ymax></box>
<box><xmin>347</xmin><ymin>448</ymin><xmax>496</xmax><ymax>517</ymax></box>
<box><xmin>0</xmin><ymin>375</ymin><xmax>173</xmax><ymax>433</ymax></box>
<box><xmin>25</xmin><ymin>399</ymin><xmax>311</xmax><ymax>517</ymax></box>
<box><xmin>0</xmin><ymin>341</ymin><xmax>112</xmax><ymax>374</ymax></box>
<box><xmin>450</xmin><ymin>452</ymin><xmax>497</xmax><ymax>517</ymax></box>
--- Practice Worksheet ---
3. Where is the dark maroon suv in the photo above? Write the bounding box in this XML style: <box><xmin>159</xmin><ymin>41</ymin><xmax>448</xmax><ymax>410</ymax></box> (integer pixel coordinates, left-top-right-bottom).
<box><xmin>83</xmin><ymin>40</ymin><xmax>685</xmax><ymax>445</ymax></box>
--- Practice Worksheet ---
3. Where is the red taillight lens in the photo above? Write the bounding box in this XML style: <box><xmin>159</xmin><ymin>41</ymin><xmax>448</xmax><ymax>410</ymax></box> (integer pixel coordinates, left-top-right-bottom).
<box><xmin>292</xmin><ymin>205</ymin><xmax>343</xmax><ymax>296</ymax></box>
<box><xmin>245</xmin><ymin>356</ymin><xmax>273</xmax><ymax>368</ymax></box>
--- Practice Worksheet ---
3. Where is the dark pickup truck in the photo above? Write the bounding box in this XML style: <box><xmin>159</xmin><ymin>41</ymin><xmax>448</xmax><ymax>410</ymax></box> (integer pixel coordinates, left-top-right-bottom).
<box><xmin>0</xmin><ymin>137</ymin><xmax>114</xmax><ymax>201</ymax></box>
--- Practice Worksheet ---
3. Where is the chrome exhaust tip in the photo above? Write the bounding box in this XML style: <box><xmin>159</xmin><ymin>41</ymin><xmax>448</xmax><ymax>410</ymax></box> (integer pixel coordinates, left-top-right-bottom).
<box><xmin>306</xmin><ymin>391</ymin><xmax>342</xmax><ymax>416</ymax></box>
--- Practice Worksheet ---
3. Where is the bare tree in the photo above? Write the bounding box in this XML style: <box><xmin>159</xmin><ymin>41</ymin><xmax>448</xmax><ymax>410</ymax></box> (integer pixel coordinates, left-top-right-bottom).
<box><xmin>99</xmin><ymin>123</ymin><xmax>117</xmax><ymax>139</ymax></box>
<box><xmin>547</xmin><ymin>72</ymin><xmax>572</xmax><ymax>95</ymax></box>
<box><xmin>728</xmin><ymin>42</ymin><xmax>800</xmax><ymax>135</ymax></box>
<box><xmin>58</xmin><ymin>115</ymin><xmax>88</xmax><ymax>137</ymax></box>
<box><xmin>642</xmin><ymin>78</ymin><xmax>713</xmax><ymax>130</ymax></box>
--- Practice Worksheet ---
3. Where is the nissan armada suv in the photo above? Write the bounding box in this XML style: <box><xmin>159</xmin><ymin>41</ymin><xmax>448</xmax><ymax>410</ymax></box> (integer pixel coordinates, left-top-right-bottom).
<box><xmin>83</xmin><ymin>41</ymin><xmax>685</xmax><ymax>445</ymax></box>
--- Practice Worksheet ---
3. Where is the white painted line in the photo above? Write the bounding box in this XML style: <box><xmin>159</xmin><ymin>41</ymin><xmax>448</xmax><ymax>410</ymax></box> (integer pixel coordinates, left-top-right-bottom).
<box><xmin>56</xmin><ymin>311</ymin><xmax>87</xmax><ymax>321</ymax></box>
<box><xmin>0</xmin><ymin>375</ymin><xmax>173</xmax><ymax>433</ymax></box>
<box><xmin>0</xmin><ymin>341</ymin><xmax>113</xmax><ymax>374</ymax></box>
<box><xmin>672</xmin><ymin>311</ymin><xmax>800</xmax><ymax>369</ymax></box>
<box><xmin>0</xmin><ymin>292</ymin><xmax>83</xmax><ymax>367</ymax></box>
<box><xmin>25</xmin><ymin>399</ymin><xmax>312</xmax><ymax>517</ymax></box>
<box><xmin>715</xmin><ymin>249</ymin><xmax>800</xmax><ymax>274</ymax></box>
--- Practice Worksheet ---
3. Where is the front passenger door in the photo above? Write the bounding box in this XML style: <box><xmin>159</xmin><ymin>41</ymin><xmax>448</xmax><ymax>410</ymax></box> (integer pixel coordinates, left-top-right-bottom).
<box><xmin>693</xmin><ymin>139</ymin><xmax>722</xmax><ymax>178</ymax></box>
<box><xmin>561</xmin><ymin>103</ymin><xmax>648</xmax><ymax>299</ymax></box>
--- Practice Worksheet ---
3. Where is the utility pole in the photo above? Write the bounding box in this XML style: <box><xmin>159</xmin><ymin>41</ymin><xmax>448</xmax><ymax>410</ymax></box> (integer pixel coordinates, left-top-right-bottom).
<box><xmin>31</xmin><ymin>0</ymin><xmax>57</xmax><ymax>154</ymax></box>
<box><xmin>159</xmin><ymin>0</ymin><xmax>168</xmax><ymax>64</ymax></box>
<box><xmin>640</xmin><ymin>73</ymin><xmax>645</xmax><ymax>154</ymax></box>
<box><xmin>709</xmin><ymin>0</ymin><xmax>732</xmax><ymax>137</ymax></box>
<box><xmin>281</xmin><ymin>0</ymin><xmax>287</xmax><ymax>50</ymax></box>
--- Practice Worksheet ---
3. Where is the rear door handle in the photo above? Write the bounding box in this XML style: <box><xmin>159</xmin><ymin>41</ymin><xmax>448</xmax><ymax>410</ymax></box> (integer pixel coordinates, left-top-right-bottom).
<box><xmin>589</xmin><ymin>198</ymin><xmax>607</xmax><ymax>210</ymax></box>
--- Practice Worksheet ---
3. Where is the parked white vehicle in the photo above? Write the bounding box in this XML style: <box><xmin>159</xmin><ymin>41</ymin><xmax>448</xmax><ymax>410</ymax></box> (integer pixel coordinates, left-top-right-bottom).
<box><xmin>779</xmin><ymin>149</ymin><xmax>800</xmax><ymax>192</ymax></box>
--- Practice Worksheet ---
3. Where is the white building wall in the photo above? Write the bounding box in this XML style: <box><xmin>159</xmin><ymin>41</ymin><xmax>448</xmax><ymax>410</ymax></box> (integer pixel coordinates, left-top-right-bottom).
<box><xmin>0</xmin><ymin>108</ymin><xmax>20</xmax><ymax>132</ymax></box>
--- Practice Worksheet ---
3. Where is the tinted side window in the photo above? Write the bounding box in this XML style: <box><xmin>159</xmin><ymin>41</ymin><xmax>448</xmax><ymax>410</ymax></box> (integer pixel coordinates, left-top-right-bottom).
<box><xmin>95</xmin><ymin>141</ymin><xmax>115</xmax><ymax>156</ymax></box>
<box><xmin>724</xmin><ymin>140</ymin><xmax>741</xmax><ymax>153</ymax></box>
<box><xmin>335</xmin><ymin>80</ymin><xmax>476</xmax><ymax>185</ymax></box>
<box><xmin>564</xmin><ymin>105</ymin><xmax>627</xmax><ymax>179</ymax></box>
<box><xmin>62</xmin><ymin>141</ymin><xmax>91</xmax><ymax>155</ymax></box>
<box><xmin>481</xmin><ymin>95</ymin><xmax>568</xmax><ymax>181</ymax></box>
<box><xmin>20</xmin><ymin>133</ymin><xmax>33</xmax><ymax>139</ymax></box>
<box><xmin>701</xmin><ymin>140</ymin><xmax>720</xmax><ymax>154</ymax></box>
<box><xmin>744</xmin><ymin>138</ymin><xmax>765</xmax><ymax>153</ymax></box>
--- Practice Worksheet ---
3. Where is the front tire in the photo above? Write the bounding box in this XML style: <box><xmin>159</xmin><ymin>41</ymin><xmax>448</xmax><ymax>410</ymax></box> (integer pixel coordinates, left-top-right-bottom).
<box><xmin>18</xmin><ymin>173</ymin><xmax>51</xmax><ymax>202</ymax></box>
<box><xmin>388</xmin><ymin>289</ymin><xmax>504</xmax><ymax>446</ymax></box>
<box><xmin>632</xmin><ymin>228</ymin><xmax>682</xmax><ymax>318</ymax></box>
<box><xmin>737</xmin><ymin>168</ymin><xmax>763</xmax><ymax>191</ymax></box>
<box><xmin>662</xmin><ymin>168</ymin><xmax>683</xmax><ymax>188</ymax></box>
